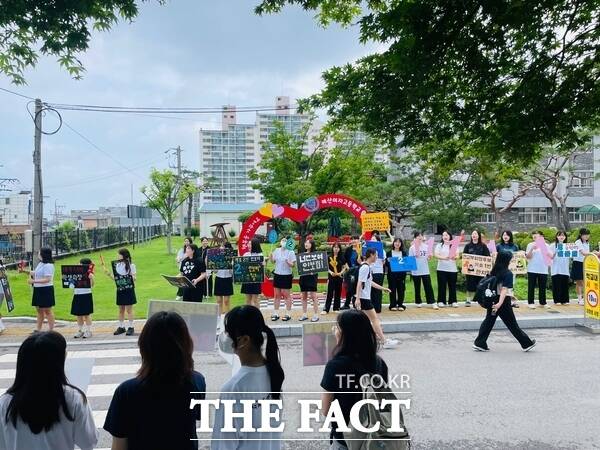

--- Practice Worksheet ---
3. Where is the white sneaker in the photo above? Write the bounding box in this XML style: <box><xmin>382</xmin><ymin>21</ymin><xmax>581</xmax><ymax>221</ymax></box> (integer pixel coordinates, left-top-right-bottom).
<box><xmin>383</xmin><ymin>338</ymin><xmax>399</xmax><ymax>349</ymax></box>
<box><xmin>321</xmin><ymin>310</ymin><xmax>328</xmax><ymax>315</ymax></box>
<box><xmin>0</xmin><ymin>320</ymin><xmax>6</xmax><ymax>334</ymax></box>
<box><xmin>544</xmin><ymin>304</ymin><xmax>551</xmax><ymax>309</ymax></box>
<box><xmin>527</xmin><ymin>304</ymin><xmax>536</xmax><ymax>309</ymax></box>
<box><xmin>417</xmin><ymin>303</ymin><xmax>422</xmax><ymax>308</ymax></box>
<box><xmin>465</xmin><ymin>300</ymin><xmax>471</xmax><ymax>307</ymax></box>
<box><xmin>74</xmin><ymin>330</ymin><xmax>84</xmax><ymax>339</ymax></box>
<box><xmin>432</xmin><ymin>304</ymin><xmax>439</xmax><ymax>310</ymax></box>
<box><xmin>83</xmin><ymin>330</ymin><xmax>92</xmax><ymax>338</ymax></box>
<box><xmin>438</xmin><ymin>302</ymin><xmax>446</xmax><ymax>308</ymax></box>
<box><xmin>452</xmin><ymin>303</ymin><xmax>459</xmax><ymax>308</ymax></box>
<box><xmin>578</xmin><ymin>299</ymin><xmax>584</xmax><ymax>306</ymax></box>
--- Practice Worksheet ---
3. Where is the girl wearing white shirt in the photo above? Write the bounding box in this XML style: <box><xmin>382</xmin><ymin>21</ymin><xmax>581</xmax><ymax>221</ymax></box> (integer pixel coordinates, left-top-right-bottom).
<box><xmin>28</xmin><ymin>247</ymin><xmax>55</xmax><ymax>332</ymax></box>
<box><xmin>550</xmin><ymin>231</ymin><xmax>570</xmax><ymax>305</ymax></box>
<box><xmin>71</xmin><ymin>257</ymin><xmax>95</xmax><ymax>339</ymax></box>
<box><xmin>369</xmin><ymin>232</ymin><xmax>386</xmax><ymax>314</ymax></box>
<box><xmin>0</xmin><ymin>331</ymin><xmax>97</xmax><ymax>450</ymax></box>
<box><xmin>212</xmin><ymin>305</ymin><xmax>284</xmax><ymax>450</ymax></box>
<box><xmin>434</xmin><ymin>230</ymin><xmax>459</xmax><ymax>308</ymax></box>
<box><xmin>175</xmin><ymin>237</ymin><xmax>193</xmax><ymax>300</ymax></box>
<box><xmin>572</xmin><ymin>228</ymin><xmax>596</xmax><ymax>306</ymax></box>
<box><xmin>104</xmin><ymin>248</ymin><xmax>137</xmax><ymax>336</ymax></box>
<box><xmin>215</xmin><ymin>242</ymin><xmax>235</xmax><ymax>323</ymax></box>
<box><xmin>409</xmin><ymin>231</ymin><xmax>437</xmax><ymax>309</ymax></box>
<box><xmin>526</xmin><ymin>231</ymin><xmax>549</xmax><ymax>309</ymax></box>
<box><xmin>241</xmin><ymin>238</ymin><xmax>264</xmax><ymax>308</ymax></box>
<box><xmin>270</xmin><ymin>238</ymin><xmax>295</xmax><ymax>322</ymax></box>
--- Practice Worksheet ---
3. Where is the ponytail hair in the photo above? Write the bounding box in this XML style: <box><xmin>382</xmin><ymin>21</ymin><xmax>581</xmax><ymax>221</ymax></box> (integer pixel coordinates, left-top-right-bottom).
<box><xmin>224</xmin><ymin>306</ymin><xmax>285</xmax><ymax>400</ymax></box>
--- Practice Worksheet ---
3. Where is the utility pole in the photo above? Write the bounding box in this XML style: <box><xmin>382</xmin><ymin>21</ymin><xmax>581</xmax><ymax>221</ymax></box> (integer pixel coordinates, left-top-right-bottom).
<box><xmin>53</xmin><ymin>200</ymin><xmax>65</xmax><ymax>226</ymax></box>
<box><xmin>166</xmin><ymin>146</ymin><xmax>185</xmax><ymax>237</ymax></box>
<box><xmin>32</xmin><ymin>99</ymin><xmax>43</xmax><ymax>266</ymax></box>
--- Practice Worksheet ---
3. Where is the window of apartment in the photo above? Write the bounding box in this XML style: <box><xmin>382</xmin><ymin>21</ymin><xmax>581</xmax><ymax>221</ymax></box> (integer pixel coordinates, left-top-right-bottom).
<box><xmin>571</xmin><ymin>171</ymin><xmax>594</xmax><ymax>188</ymax></box>
<box><xmin>477</xmin><ymin>212</ymin><xmax>496</xmax><ymax>223</ymax></box>
<box><xmin>518</xmin><ymin>207</ymin><xmax>547</xmax><ymax>224</ymax></box>
<box><xmin>4</xmin><ymin>198</ymin><xmax>9</xmax><ymax>205</ymax></box>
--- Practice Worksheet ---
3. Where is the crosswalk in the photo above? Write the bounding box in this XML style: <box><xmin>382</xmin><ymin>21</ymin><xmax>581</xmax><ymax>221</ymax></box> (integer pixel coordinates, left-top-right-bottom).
<box><xmin>259</xmin><ymin>294</ymin><xmax>327</xmax><ymax>309</ymax></box>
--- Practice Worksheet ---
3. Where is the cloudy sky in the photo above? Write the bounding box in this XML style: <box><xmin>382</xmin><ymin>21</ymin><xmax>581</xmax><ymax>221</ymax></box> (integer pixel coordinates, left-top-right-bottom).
<box><xmin>0</xmin><ymin>0</ymin><xmax>377</xmax><ymax>214</ymax></box>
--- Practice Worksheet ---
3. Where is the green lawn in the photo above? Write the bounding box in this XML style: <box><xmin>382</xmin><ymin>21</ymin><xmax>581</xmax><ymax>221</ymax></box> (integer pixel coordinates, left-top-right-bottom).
<box><xmin>3</xmin><ymin>238</ymin><xmax>568</xmax><ymax>321</ymax></box>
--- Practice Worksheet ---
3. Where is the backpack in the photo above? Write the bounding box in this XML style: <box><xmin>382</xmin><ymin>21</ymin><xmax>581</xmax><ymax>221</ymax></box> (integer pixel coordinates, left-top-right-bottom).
<box><xmin>474</xmin><ymin>275</ymin><xmax>499</xmax><ymax>308</ymax></box>
<box><xmin>350</xmin><ymin>263</ymin><xmax>371</xmax><ymax>297</ymax></box>
<box><xmin>344</xmin><ymin>368</ymin><xmax>411</xmax><ymax>450</ymax></box>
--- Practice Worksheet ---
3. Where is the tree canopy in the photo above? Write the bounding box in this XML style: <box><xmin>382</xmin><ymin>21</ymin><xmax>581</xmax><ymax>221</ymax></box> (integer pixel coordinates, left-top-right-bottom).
<box><xmin>0</xmin><ymin>0</ymin><xmax>162</xmax><ymax>84</ymax></box>
<box><xmin>257</xmin><ymin>0</ymin><xmax>600</xmax><ymax>162</ymax></box>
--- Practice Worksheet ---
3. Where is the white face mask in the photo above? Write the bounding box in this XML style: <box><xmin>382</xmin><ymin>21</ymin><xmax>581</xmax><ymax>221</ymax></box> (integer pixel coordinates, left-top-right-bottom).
<box><xmin>217</xmin><ymin>331</ymin><xmax>235</xmax><ymax>355</ymax></box>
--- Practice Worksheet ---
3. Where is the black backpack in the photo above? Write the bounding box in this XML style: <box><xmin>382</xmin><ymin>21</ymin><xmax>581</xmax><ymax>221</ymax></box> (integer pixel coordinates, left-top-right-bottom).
<box><xmin>349</xmin><ymin>263</ymin><xmax>371</xmax><ymax>296</ymax></box>
<box><xmin>474</xmin><ymin>275</ymin><xmax>499</xmax><ymax>308</ymax></box>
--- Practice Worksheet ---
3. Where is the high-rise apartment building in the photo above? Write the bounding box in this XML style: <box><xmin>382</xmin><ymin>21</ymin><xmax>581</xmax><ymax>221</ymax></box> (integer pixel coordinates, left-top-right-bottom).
<box><xmin>0</xmin><ymin>190</ymin><xmax>31</xmax><ymax>225</ymax></box>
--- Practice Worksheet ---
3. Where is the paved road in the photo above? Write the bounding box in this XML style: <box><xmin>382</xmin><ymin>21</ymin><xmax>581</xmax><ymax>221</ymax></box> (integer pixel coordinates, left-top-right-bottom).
<box><xmin>0</xmin><ymin>327</ymin><xmax>598</xmax><ymax>449</ymax></box>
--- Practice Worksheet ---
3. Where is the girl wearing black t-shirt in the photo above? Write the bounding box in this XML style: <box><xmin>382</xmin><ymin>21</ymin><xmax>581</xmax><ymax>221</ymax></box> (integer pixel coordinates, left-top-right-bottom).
<box><xmin>179</xmin><ymin>244</ymin><xmax>207</xmax><ymax>302</ymax></box>
<box><xmin>473</xmin><ymin>251</ymin><xmax>536</xmax><ymax>352</ymax></box>
<box><xmin>462</xmin><ymin>230</ymin><xmax>491</xmax><ymax>306</ymax></box>
<box><xmin>299</xmin><ymin>239</ymin><xmax>319</xmax><ymax>322</ymax></box>
<box><xmin>321</xmin><ymin>310</ymin><xmax>389</xmax><ymax>448</ymax></box>
<box><xmin>323</xmin><ymin>242</ymin><xmax>346</xmax><ymax>314</ymax></box>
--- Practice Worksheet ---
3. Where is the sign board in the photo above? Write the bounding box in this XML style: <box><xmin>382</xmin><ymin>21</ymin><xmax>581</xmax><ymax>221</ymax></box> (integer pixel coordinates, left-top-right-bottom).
<box><xmin>461</xmin><ymin>254</ymin><xmax>493</xmax><ymax>277</ymax></box>
<box><xmin>509</xmin><ymin>251</ymin><xmax>528</xmax><ymax>275</ymax></box>
<box><xmin>0</xmin><ymin>266</ymin><xmax>14</xmax><ymax>312</ymax></box>
<box><xmin>65</xmin><ymin>358</ymin><xmax>95</xmax><ymax>394</ymax></box>
<box><xmin>296</xmin><ymin>251</ymin><xmax>328</xmax><ymax>276</ymax></box>
<box><xmin>61</xmin><ymin>265</ymin><xmax>93</xmax><ymax>289</ymax></box>
<box><xmin>302</xmin><ymin>321</ymin><xmax>337</xmax><ymax>366</ymax></box>
<box><xmin>583</xmin><ymin>255</ymin><xmax>600</xmax><ymax>321</ymax></box>
<box><xmin>127</xmin><ymin>205</ymin><xmax>153</xmax><ymax>219</ymax></box>
<box><xmin>361</xmin><ymin>241</ymin><xmax>384</xmax><ymax>259</ymax></box>
<box><xmin>361</xmin><ymin>212</ymin><xmax>390</xmax><ymax>233</ymax></box>
<box><xmin>148</xmin><ymin>300</ymin><xmax>218</xmax><ymax>352</ymax></box>
<box><xmin>162</xmin><ymin>274</ymin><xmax>195</xmax><ymax>289</ymax></box>
<box><xmin>535</xmin><ymin>236</ymin><xmax>553</xmax><ymax>266</ymax></box>
<box><xmin>206</xmin><ymin>248</ymin><xmax>237</xmax><ymax>270</ymax></box>
<box><xmin>389</xmin><ymin>255</ymin><xmax>417</xmax><ymax>272</ymax></box>
<box><xmin>232</xmin><ymin>256</ymin><xmax>265</xmax><ymax>284</ymax></box>
<box><xmin>111</xmin><ymin>261</ymin><xmax>134</xmax><ymax>291</ymax></box>
<box><xmin>557</xmin><ymin>243</ymin><xmax>579</xmax><ymax>258</ymax></box>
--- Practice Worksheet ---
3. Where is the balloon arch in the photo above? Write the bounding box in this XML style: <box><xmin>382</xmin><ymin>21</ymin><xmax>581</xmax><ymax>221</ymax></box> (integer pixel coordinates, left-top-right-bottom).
<box><xmin>237</xmin><ymin>193</ymin><xmax>367</xmax><ymax>254</ymax></box>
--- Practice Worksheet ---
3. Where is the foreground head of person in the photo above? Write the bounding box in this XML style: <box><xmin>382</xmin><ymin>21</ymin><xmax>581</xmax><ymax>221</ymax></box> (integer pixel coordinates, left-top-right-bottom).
<box><xmin>333</xmin><ymin>309</ymin><xmax>380</xmax><ymax>369</ymax></box>
<box><xmin>223</xmin><ymin>305</ymin><xmax>284</xmax><ymax>399</ymax></box>
<box><xmin>1</xmin><ymin>331</ymin><xmax>97</xmax><ymax>449</ymax></box>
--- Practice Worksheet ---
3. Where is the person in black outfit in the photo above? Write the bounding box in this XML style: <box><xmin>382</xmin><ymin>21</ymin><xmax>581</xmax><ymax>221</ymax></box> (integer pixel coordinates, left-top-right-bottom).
<box><xmin>104</xmin><ymin>311</ymin><xmax>206</xmax><ymax>450</ymax></box>
<box><xmin>463</xmin><ymin>230</ymin><xmax>491</xmax><ymax>306</ymax></box>
<box><xmin>340</xmin><ymin>237</ymin><xmax>362</xmax><ymax>310</ymax></box>
<box><xmin>199</xmin><ymin>237</ymin><xmax>213</xmax><ymax>297</ymax></box>
<box><xmin>179</xmin><ymin>244</ymin><xmax>207</xmax><ymax>302</ymax></box>
<box><xmin>321</xmin><ymin>309</ymin><xmax>389</xmax><ymax>448</ymax></box>
<box><xmin>386</xmin><ymin>238</ymin><xmax>408</xmax><ymax>311</ymax></box>
<box><xmin>473</xmin><ymin>251</ymin><xmax>537</xmax><ymax>352</ymax></box>
<box><xmin>323</xmin><ymin>242</ymin><xmax>346</xmax><ymax>314</ymax></box>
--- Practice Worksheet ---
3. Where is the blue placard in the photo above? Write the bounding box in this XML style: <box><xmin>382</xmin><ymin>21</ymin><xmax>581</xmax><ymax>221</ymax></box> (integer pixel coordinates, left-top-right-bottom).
<box><xmin>361</xmin><ymin>241</ymin><xmax>384</xmax><ymax>259</ymax></box>
<box><xmin>389</xmin><ymin>255</ymin><xmax>417</xmax><ymax>272</ymax></box>
<box><xmin>557</xmin><ymin>244</ymin><xmax>578</xmax><ymax>258</ymax></box>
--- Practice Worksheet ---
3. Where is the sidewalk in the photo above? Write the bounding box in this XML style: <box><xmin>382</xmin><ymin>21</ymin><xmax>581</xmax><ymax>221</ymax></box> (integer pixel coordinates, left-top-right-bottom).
<box><xmin>0</xmin><ymin>301</ymin><xmax>585</xmax><ymax>345</ymax></box>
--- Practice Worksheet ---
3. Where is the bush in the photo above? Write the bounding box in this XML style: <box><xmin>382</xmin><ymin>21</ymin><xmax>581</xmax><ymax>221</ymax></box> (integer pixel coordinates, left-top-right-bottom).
<box><xmin>185</xmin><ymin>227</ymin><xmax>200</xmax><ymax>237</ymax></box>
<box><xmin>228</xmin><ymin>229</ymin><xmax>236</xmax><ymax>238</ymax></box>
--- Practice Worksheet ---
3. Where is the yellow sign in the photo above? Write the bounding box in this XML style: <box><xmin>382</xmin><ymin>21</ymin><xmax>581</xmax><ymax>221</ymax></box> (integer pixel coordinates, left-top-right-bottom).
<box><xmin>583</xmin><ymin>255</ymin><xmax>600</xmax><ymax>321</ymax></box>
<box><xmin>461</xmin><ymin>254</ymin><xmax>493</xmax><ymax>277</ymax></box>
<box><xmin>361</xmin><ymin>212</ymin><xmax>390</xmax><ymax>233</ymax></box>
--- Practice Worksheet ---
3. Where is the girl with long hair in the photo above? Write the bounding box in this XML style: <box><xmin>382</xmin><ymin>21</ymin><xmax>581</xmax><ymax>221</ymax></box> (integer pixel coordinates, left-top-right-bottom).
<box><xmin>550</xmin><ymin>231</ymin><xmax>571</xmax><ymax>305</ymax></box>
<box><xmin>299</xmin><ymin>239</ymin><xmax>320</xmax><ymax>322</ymax></box>
<box><xmin>525</xmin><ymin>230</ymin><xmax>549</xmax><ymax>309</ymax></box>
<box><xmin>241</xmin><ymin>238</ymin><xmax>264</xmax><ymax>308</ymax></box>
<box><xmin>270</xmin><ymin>237</ymin><xmax>296</xmax><ymax>322</ymax></box>
<box><xmin>473</xmin><ymin>251</ymin><xmax>536</xmax><ymax>352</ymax></box>
<box><xmin>320</xmin><ymin>310</ymin><xmax>390</xmax><ymax>448</ymax></box>
<box><xmin>386</xmin><ymin>237</ymin><xmax>407</xmax><ymax>311</ymax></box>
<box><xmin>572</xmin><ymin>228</ymin><xmax>593</xmax><ymax>305</ymax></box>
<box><xmin>175</xmin><ymin>237</ymin><xmax>193</xmax><ymax>300</ymax></box>
<box><xmin>71</xmin><ymin>257</ymin><xmax>95</xmax><ymax>338</ymax></box>
<box><xmin>462</xmin><ymin>230</ymin><xmax>491</xmax><ymax>306</ymax></box>
<box><xmin>180</xmin><ymin>244</ymin><xmax>207</xmax><ymax>303</ymax></box>
<box><xmin>104</xmin><ymin>311</ymin><xmax>206</xmax><ymax>450</ymax></box>
<box><xmin>214</xmin><ymin>241</ymin><xmax>234</xmax><ymax>322</ymax></box>
<box><xmin>434</xmin><ymin>230</ymin><xmax>459</xmax><ymax>308</ymax></box>
<box><xmin>409</xmin><ymin>231</ymin><xmax>436</xmax><ymax>308</ymax></box>
<box><xmin>28</xmin><ymin>247</ymin><xmax>56</xmax><ymax>332</ymax></box>
<box><xmin>104</xmin><ymin>248</ymin><xmax>137</xmax><ymax>336</ymax></box>
<box><xmin>212</xmin><ymin>305</ymin><xmax>285</xmax><ymax>449</ymax></box>
<box><xmin>323</xmin><ymin>242</ymin><xmax>345</xmax><ymax>314</ymax></box>
<box><xmin>0</xmin><ymin>331</ymin><xmax>97</xmax><ymax>449</ymax></box>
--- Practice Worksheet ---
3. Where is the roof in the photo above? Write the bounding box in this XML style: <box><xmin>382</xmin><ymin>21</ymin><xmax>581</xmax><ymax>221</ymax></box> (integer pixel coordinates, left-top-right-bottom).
<box><xmin>199</xmin><ymin>203</ymin><xmax>262</xmax><ymax>213</ymax></box>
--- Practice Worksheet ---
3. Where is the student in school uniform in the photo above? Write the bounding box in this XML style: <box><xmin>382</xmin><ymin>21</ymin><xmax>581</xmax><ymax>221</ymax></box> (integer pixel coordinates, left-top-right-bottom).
<box><xmin>240</xmin><ymin>238</ymin><xmax>264</xmax><ymax>308</ymax></box>
<box><xmin>175</xmin><ymin>237</ymin><xmax>193</xmax><ymax>300</ymax></box>
<box><xmin>572</xmin><ymin>228</ymin><xmax>595</xmax><ymax>306</ymax></box>
<box><xmin>526</xmin><ymin>230</ymin><xmax>550</xmax><ymax>309</ymax></box>
<box><xmin>270</xmin><ymin>238</ymin><xmax>296</xmax><ymax>322</ymax></box>
<box><xmin>214</xmin><ymin>242</ymin><xmax>234</xmax><ymax>325</ymax></box>
<box><xmin>549</xmin><ymin>231</ymin><xmax>571</xmax><ymax>305</ymax></box>
<box><xmin>180</xmin><ymin>244</ymin><xmax>207</xmax><ymax>303</ymax></box>
<box><xmin>462</xmin><ymin>230</ymin><xmax>491</xmax><ymax>306</ymax></box>
<box><xmin>340</xmin><ymin>236</ymin><xmax>362</xmax><ymax>310</ymax></box>
<box><xmin>28</xmin><ymin>247</ymin><xmax>56</xmax><ymax>332</ymax></box>
<box><xmin>298</xmin><ymin>239</ymin><xmax>320</xmax><ymax>322</ymax></box>
<box><xmin>71</xmin><ymin>257</ymin><xmax>94</xmax><ymax>339</ymax></box>
<box><xmin>199</xmin><ymin>237</ymin><xmax>213</xmax><ymax>298</ymax></box>
<box><xmin>323</xmin><ymin>242</ymin><xmax>346</xmax><ymax>314</ymax></box>
<box><xmin>435</xmin><ymin>230</ymin><xmax>459</xmax><ymax>308</ymax></box>
<box><xmin>369</xmin><ymin>231</ymin><xmax>386</xmax><ymax>314</ymax></box>
<box><xmin>104</xmin><ymin>248</ymin><xmax>137</xmax><ymax>336</ymax></box>
<box><xmin>386</xmin><ymin>238</ymin><xmax>408</xmax><ymax>311</ymax></box>
<box><xmin>409</xmin><ymin>231</ymin><xmax>436</xmax><ymax>309</ymax></box>
<box><xmin>496</xmin><ymin>230</ymin><xmax>520</xmax><ymax>308</ymax></box>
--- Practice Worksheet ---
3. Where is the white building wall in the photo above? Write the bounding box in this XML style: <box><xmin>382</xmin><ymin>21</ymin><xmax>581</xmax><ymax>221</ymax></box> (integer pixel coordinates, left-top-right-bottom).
<box><xmin>0</xmin><ymin>191</ymin><xmax>31</xmax><ymax>225</ymax></box>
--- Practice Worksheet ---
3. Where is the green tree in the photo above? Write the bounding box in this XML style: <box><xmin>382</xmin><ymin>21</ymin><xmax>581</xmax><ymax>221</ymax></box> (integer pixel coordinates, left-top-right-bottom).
<box><xmin>141</xmin><ymin>169</ymin><xmax>196</xmax><ymax>255</ymax></box>
<box><xmin>0</xmin><ymin>0</ymin><xmax>163</xmax><ymax>84</ymax></box>
<box><xmin>256</xmin><ymin>0</ymin><xmax>600</xmax><ymax>161</ymax></box>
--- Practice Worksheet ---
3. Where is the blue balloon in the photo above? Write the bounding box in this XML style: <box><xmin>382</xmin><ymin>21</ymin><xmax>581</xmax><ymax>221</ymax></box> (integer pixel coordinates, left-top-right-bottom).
<box><xmin>268</xmin><ymin>229</ymin><xmax>278</xmax><ymax>244</ymax></box>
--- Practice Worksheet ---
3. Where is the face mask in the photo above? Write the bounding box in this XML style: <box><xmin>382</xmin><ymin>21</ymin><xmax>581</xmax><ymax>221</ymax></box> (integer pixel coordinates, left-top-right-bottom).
<box><xmin>217</xmin><ymin>331</ymin><xmax>235</xmax><ymax>355</ymax></box>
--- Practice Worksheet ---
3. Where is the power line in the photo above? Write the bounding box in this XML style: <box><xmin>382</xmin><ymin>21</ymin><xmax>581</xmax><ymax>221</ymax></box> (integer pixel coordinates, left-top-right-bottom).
<box><xmin>47</xmin><ymin>105</ymin><xmax>299</xmax><ymax>114</ymax></box>
<box><xmin>0</xmin><ymin>86</ymin><xmax>35</xmax><ymax>100</ymax></box>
